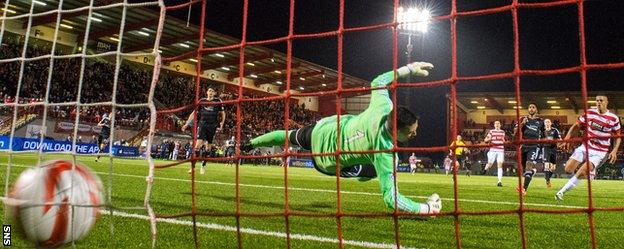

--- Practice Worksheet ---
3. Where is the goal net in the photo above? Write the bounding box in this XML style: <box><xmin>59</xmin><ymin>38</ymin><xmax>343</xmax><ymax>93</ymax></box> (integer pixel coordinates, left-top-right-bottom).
<box><xmin>1</xmin><ymin>0</ymin><xmax>623</xmax><ymax>248</ymax></box>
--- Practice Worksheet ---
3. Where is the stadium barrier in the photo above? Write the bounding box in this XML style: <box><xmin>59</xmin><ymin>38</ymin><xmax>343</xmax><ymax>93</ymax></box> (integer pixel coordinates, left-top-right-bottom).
<box><xmin>0</xmin><ymin>136</ymin><xmax>139</xmax><ymax>157</ymax></box>
<box><xmin>288</xmin><ymin>158</ymin><xmax>315</xmax><ymax>168</ymax></box>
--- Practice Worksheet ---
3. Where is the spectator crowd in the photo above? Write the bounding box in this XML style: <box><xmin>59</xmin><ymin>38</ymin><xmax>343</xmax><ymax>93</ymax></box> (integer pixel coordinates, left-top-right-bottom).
<box><xmin>1</xmin><ymin>36</ymin><xmax>318</xmax><ymax>150</ymax></box>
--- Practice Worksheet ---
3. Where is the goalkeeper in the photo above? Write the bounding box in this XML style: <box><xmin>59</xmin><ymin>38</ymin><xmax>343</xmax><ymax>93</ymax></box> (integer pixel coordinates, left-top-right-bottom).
<box><xmin>243</xmin><ymin>62</ymin><xmax>441</xmax><ymax>215</ymax></box>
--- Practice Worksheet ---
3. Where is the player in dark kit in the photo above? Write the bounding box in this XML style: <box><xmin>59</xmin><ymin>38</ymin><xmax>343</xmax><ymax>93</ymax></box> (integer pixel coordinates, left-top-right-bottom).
<box><xmin>514</xmin><ymin>103</ymin><xmax>545</xmax><ymax>195</ymax></box>
<box><xmin>542</xmin><ymin>119</ymin><xmax>561</xmax><ymax>188</ymax></box>
<box><xmin>225</xmin><ymin>136</ymin><xmax>236</xmax><ymax>167</ymax></box>
<box><xmin>182</xmin><ymin>87</ymin><xmax>226</xmax><ymax>174</ymax></box>
<box><xmin>95</xmin><ymin>112</ymin><xmax>111</xmax><ymax>162</ymax></box>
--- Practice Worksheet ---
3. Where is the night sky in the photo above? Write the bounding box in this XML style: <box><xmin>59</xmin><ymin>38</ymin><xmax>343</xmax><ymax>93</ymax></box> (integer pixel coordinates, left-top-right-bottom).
<box><xmin>165</xmin><ymin>0</ymin><xmax>623</xmax><ymax>159</ymax></box>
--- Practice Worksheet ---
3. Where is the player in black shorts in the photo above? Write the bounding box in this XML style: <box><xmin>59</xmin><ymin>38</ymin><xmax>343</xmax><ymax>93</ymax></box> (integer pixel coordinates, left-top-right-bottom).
<box><xmin>95</xmin><ymin>112</ymin><xmax>111</xmax><ymax>162</ymax></box>
<box><xmin>225</xmin><ymin>136</ymin><xmax>236</xmax><ymax>167</ymax></box>
<box><xmin>182</xmin><ymin>86</ymin><xmax>226</xmax><ymax>174</ymax></box>
<box><xmin>542</xmin><ymin>118</ymin><xmax>561</xmax><ymax>188</ymax></box>
<box><xmin>514</xmin><ymin>103</ymin><xmax>545</xmax><ymax>195</ymax></box>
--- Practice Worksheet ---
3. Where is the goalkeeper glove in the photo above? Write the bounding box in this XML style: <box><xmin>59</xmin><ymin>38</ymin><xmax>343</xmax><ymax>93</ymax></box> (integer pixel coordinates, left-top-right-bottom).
<box><xmin>406</xmin><ymin>62</ymin><xmax>434</xmax><ymax>77</ymax></box>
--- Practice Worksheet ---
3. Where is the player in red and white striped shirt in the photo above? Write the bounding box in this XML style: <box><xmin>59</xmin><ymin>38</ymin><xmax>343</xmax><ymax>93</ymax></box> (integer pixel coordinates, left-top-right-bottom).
<box><xmin>483</xmin><ymin>121</ymin><xmax>506</xmax><ymax>186</ymax></box>
<box><xmin>556</xmin><ymin>95</ymin><xmax>621</xmax><ymax>201</ymax></box>
<box><xmin>409</xmin><ymin>153</ymin><xmax>420</xmax><ymax>175</ymax></box>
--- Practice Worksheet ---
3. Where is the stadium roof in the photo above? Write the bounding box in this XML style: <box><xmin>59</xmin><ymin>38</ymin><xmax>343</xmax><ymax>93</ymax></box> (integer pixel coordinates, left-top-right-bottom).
<box><xmin>4</xmin><ymin>0</ymin><xmax>369</xmax><ymax>93</ymax></box>
<box><xmin>457</xmin><ymin>91</ymin><xmax>624</xmax><ymax>114</ymax></box>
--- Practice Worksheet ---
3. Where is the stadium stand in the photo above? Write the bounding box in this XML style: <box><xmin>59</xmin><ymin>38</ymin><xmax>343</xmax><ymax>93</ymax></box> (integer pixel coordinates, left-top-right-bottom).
<box><xmin>0</xmin><ymin>34</ymin><xmax>318</xmax><ymax>152</ymax></box>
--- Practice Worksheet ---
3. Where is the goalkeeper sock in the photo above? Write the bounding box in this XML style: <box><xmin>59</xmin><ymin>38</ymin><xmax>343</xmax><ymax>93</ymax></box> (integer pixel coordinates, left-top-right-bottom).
<box><xmin>251</xmin><ymin>130</ymin><xmax>291</xmax><ymax>148</ymax></box>
<box><xmin>523</xmin><ymin>169</ymin><xmax>535</xmax><ymax>191</ymax></box>
<box><xmin>559</xmin><ymin>175</ymin><xmax>578</xmax><ymax>194</ymax></box>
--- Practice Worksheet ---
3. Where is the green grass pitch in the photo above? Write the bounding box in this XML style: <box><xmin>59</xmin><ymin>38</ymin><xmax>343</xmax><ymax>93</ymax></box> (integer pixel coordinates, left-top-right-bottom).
<box><xmin>1</xmin><ymin>152</ymin><xmax>623</xmax><ymax>248</ymax></box>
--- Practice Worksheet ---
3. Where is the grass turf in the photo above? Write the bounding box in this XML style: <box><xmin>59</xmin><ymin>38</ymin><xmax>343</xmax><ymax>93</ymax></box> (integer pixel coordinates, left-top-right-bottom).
<box><xmin>1</xmin><ymin>152</ymin><xmax>623</xmax><ymax>248</ymax></box>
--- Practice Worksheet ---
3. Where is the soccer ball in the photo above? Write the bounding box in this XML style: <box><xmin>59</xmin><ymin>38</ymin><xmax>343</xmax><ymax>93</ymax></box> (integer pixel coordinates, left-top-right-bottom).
<box><xmin>6</xmin><ymin>160</ymin><xmax>103</xmax><ymax>247</ymax></box>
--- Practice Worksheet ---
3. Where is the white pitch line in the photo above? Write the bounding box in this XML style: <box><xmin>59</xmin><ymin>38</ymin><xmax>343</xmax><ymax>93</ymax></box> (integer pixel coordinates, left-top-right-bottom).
<box><xmin>104</xmin><ymin>209</ymin><xmax>415</xmax><ymax>249</ymax></box>
<box><xmin>2</xmin><ymin>163</ymin><xmax>588</xmax><ymax>209</ymax></box>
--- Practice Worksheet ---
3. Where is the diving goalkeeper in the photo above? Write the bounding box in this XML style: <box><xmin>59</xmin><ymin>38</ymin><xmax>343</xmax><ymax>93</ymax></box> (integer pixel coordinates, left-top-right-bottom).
<box><xmin>243</xmin><ymin>62</ymin><xmax>441</xmax><ymax>215</ymax></box>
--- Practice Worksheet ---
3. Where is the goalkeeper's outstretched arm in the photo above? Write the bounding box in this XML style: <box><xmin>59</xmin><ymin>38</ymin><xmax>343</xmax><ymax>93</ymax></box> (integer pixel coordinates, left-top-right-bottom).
<box><xmin>367</xmin><ymin>62</ymin><xmax>434</xmax><ymax>113</ymax></box>
<box><xmin>374</xmin><ymin>153</ymin><xmax>432</xmax><ymax>214</ymax></box>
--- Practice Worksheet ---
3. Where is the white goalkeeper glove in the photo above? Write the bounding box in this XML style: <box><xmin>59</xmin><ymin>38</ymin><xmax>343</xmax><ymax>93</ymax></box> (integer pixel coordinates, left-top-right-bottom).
<box><xmin>406</xmin><ymin>62</ymin><xmax>434</xmax><ymax>77</ymax></box>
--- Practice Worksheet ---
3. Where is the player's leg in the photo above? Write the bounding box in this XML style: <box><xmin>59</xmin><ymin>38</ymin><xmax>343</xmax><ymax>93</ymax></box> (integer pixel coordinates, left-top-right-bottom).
<box><xmin>556</xmin><ymin>147</ymin><xmax>605</xmax><ymax>201</ymax></box>
<box><xmin>96</xmin><ymin>141</ymin><xmax>102</xmax><ymax>162</ymax></box>
<box><xmin>565</xmin><ymin>152</ymin><xmax>583</xmax><ymax>173</ymax></box>
<box><xmin>526</xmin><ymin>146</ymin><xmax>541</xmax><ymax>191</ymax></box>
<box><xmin>556</xmin><ymin>159</ymin><xmax>587</xmax><ymax>201</ymax></box>
<box><xmin>496</xmin><ymin>152</ymin><xmax>504</xmax><ymax>186</ymax></box>
<box><xmin>555</xmin><ymin>146</ymin><xmax>585</xmax><ymax>200</ymax></box>
<box><xmin>484</xmin><ymin>151</ymin><xmax>495</xmax><ymax>175</ymax></box>
<box><xmin>544</xmin><ymin>165</ymin><xmax>552</xmax><ymax>187</ymax></box>
<box><xmin>544</xmin><ymin>155</ymin><xmax>556</xmax><ymax>188</ymax></box>
<box><xmin>562</xmin><ymin>145</ymin><xmax>589</xmax><ymax>174</ymax></box>
<box><xmin>96</xmin><ymin>137</ymin><xmax>102</xmax><ymax>162</ymax></box>
<box><xmin>188</xmin><ymin>139</ymin><xmax>206</xmax><ymax>173</ymax></box>
<box><xmin>198</xmin><ymin>124</ymin><xmax>218</xmax><ymax>174</ymax></box>
<box><xmin>575</xmin><ymin>153</ymin><xmax>601</xmax><ymax>179</ymax></box>
<box><xmin>246</xmin><ymin>130</ymin><xmax>291</xmax><ymax>148</ymax></box>
<box><xmin>96</xmin><ymin>136</ymin><xmax>106</xmax><ymax>162</ymax></box>
<box><xmin>463</xmin><ymin>156</ymin><xmax>471</xmax><ymax>177</ymax></box>
<box><xmin>200</xmin><ymin>141</ymin><xmax>214</xmax><ymax>174</ymax></box>
<box><xmin>542</xmin><ymin>147</ymin><xmax>553</xmax><ymax>187</ymax></box>
<box><xmin>517</xmin><ymin>146</ymin><xmax>536</xmax><ymax>194</ymax></box>
<box><xmin>188</xmin><ymin>126</ymin><xmax>204</xmax><ymax>173</ymax></box>
<box><xmin>246</xmin><ymin>124</ymin><xmax>315</xmax><ymax>151</ymax></box>
<box><xmin>189</xmin><ymin>133</ymin><xmax>212</xmax><ymax>173</ymax></box>
<box><xmin>522</xmin><ymin>162</ymin><xmax>537</xmax><ymax>192</ymax></box>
